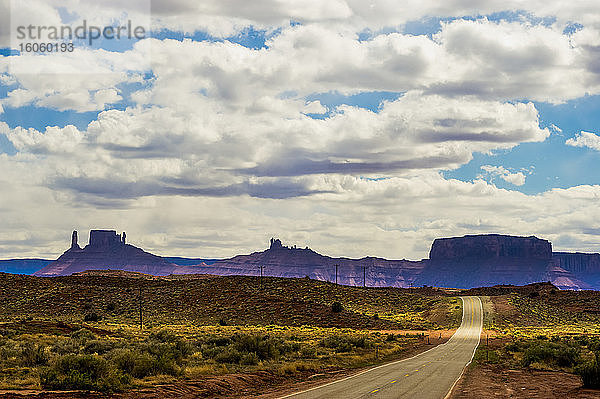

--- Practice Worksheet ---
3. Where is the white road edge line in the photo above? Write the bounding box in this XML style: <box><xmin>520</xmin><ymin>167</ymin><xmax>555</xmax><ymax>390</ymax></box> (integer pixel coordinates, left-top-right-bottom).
<box><xmin>443</xmin><ymin>296</ymin><xmax>483</xmax><ymax>399</ymax></box>
<box><xmin>278</xmin><ymin>297</ymin><xmax>467</xmax><ymax>399</ymax></box>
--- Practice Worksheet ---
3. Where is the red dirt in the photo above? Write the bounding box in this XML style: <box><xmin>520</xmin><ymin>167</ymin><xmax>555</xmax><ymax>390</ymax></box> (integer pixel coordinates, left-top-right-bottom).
<box><xmin>449</xmin><ymin>366</ymin><xmax>600</xmax><ymax>399</ymax></box>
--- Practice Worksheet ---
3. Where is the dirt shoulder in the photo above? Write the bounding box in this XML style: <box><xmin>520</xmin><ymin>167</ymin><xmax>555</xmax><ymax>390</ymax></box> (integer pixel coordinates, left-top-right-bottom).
<box><xmin>449</xmin><ymin>366</ymin><xmax>598</xmax><ymax>399</ymax></box>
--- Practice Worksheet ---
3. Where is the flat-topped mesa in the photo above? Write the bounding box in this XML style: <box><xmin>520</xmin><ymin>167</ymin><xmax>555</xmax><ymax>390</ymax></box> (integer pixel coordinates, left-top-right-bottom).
<box><xmin>429</xmin><ymin>234</ymin><xmax>552</xmax><ymax>261</ymax></box>
<box><xmin>88</xmin><ymin>230</ymin><xmax>126</xmax><ymax>249</ymax></box>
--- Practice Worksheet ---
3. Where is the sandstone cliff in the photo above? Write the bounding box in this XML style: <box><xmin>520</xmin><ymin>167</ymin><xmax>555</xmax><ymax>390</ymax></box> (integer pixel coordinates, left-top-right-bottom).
<box><xmin>33</xmin><ymin>230</ymin><xmax>204</xmax><ymax>277</ymax></box>
<box><xmin>30</xmin><ymin>231</ymin><xmax>598</xmax><ymax>290</ymax></box>
<box><xmin>417</xmin><ymin>235</ymin><xmax>589</xmax><ymax>290</ymax></box>
<box><xmin>553</xmin><ymin>252</ymin><xmax>600</xmax><ymax>287</ymax></box>
<box><xmin>187</xmin><ymin>238</ymin><xmax>426</xmax><ymax>287</ymax></box>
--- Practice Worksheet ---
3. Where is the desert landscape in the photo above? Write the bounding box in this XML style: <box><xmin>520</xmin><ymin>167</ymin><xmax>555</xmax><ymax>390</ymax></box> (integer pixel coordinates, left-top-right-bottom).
<box><xmin>3</xmin><ymin>0</ymin><xmax>600</xmax><ymax>397</ymax></box>
<box><xmin>2</xmin><ymin>232</ymin><xmax>600</xmax><ymax>397</ymax></box>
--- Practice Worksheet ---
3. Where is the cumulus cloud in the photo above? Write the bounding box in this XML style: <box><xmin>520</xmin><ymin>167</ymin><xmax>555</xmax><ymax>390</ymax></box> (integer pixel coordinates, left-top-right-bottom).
<box><xmin>3</xmin><ymin>17</ymin><xmax>600</xmax><ymax>114</ymax></box>
<box><xmin>479</xmin><ymin>165</ymin><xmax>527</xmax><ymax>186</ymax></box>
<box><xmin>566</xmin><ymin>131</ymin><xmax>600</xmax><ymax>151</ymax></box>
<box><xmin>1</xmin><ymin>1</ymin><xmax>600</xmax><ymax>259</ymax></box>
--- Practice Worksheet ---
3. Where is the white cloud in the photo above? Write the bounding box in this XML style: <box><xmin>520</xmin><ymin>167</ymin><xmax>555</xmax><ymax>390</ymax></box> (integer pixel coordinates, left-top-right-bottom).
<box><xmin>566</xmin><ymin>131</ymin><xmax>600</xmax><ymax>151</ymax></box>
<box><xmin>1</xmin><ymin>1</ymin><xmax>600</xmax><ymax>259</ymax></box>
<box><xmin>303</xmin><ymin>100</ymin><xmax>327</xmax><ymax>114</ymax></box>
<box><xmin>479</xmin><ymin>165</ymin><xmax>527</xmax><ymax>186</ymax></box>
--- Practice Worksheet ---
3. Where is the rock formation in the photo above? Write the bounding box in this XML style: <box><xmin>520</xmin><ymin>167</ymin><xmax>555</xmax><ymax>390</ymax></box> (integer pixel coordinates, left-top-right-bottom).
<box><xmin>194</xmin><ymin>239</ymin><xmax>425</xmax><ymax>288</ymax></box>
<box><xmin>416</xmin><ymin>235</ymin><xmax>588</xmax><ymax>290</ymax></box>
<box><xmin>33</xmin><ymin>230</ymin><xmax>204</xmax><ymax>277</ymax></box>
<box><xmin>71</xmin><ymin>231</ymin><xmax>80</xmax><ymax>250</ymax></box>
<box><xmin>28</xmin><ymin>231</ymin><xmax>599</xmax><ymax>290</ymax></box>
<box><xmin>553</xmin><ymin>252</ymin><xmax>600</xmax><ymax>287</ymax></box>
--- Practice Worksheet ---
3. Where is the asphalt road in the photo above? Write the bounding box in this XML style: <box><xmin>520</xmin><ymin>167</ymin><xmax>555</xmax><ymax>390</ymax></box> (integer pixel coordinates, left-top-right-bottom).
<box><xmin>281</xmin><ymin>296</ymin><xmax>483</xmax><ymax>399</ymax></box>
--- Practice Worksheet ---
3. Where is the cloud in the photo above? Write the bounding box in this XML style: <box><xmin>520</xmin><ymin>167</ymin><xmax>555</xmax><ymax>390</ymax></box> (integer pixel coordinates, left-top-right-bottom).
<box><xmin>303</xmin><ymin>100</ymin><xmax>327</xmax><ymax>114</ymax></box>
<box><xmin>3</xmin><ymin>18</ymin><xmax>600</xmax><ymax>115</ymax></box>
<box><xmin>3</xmin><ymin>92</ymin><xmax>548</xmax><ymax>198</ymax></box>
<box><xmin>566</xmin><ymin>131</ymin><xmax>600</xmax><ymax>151</ymax></box>
<box><xmin>479</xmin><ymin>165</ymin><xmax>527</xmax><ymax>186</ymax></box>
<box><xmin>1</xmin><ymin>1</ymin><xmax>600</xmax><ymax>260</ymax></box>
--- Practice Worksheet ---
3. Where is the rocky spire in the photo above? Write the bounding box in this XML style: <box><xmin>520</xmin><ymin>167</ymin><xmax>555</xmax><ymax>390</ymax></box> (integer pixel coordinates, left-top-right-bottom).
<box><xmin>269</xmin><ymin>238</ymin><xmax>283</xmax><ymax>250</ymax></box>
<box><xmin>71</xmin><ymin>230</ymin><xmax>80</xmax><ymax>250</ymax></box>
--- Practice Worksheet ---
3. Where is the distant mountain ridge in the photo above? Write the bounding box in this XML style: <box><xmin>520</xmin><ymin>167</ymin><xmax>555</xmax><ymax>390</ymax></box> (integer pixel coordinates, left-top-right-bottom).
<box><xmin>13</xmin><ymin>230</ymin><xmax>600</xmax><ymax>290</ymax></box>
<box><xmin>0</xmin><ymin>259</ymin><xmax>53</xmax><ymax>275</ymax></box>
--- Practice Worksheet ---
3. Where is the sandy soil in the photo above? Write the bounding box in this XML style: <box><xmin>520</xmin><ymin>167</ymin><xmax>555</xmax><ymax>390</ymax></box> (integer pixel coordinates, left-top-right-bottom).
<box><xmin>449</xmin><ymin>366</ymin><xmax>600</xmax><ymax>399</ymax></box>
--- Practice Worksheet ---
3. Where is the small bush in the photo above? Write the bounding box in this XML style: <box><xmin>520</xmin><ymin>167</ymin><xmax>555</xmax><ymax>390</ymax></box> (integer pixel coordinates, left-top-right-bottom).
<box><xmin>40</xmin><ymin>354</ymin><xmax>129</xmax><ymax>392</ymax></box>
<box><xmin>109</xmin><ymin>348</ymin><xmax>155</xmax><ymax>378</ymax></box>
<box><xmin>84</xmin><ymin>313</ymin><xmax>102</xmax><ymax>322</ymax></box>
<box><xmin>84</xmin><ymin>340</ymin><xmax>120</xmax><ymax>355</ymax></box>
<box><xmin>240</xmin><ymin>352</ymin><xmax>260</xmax><ymax>365</ymax></box>
<box><xmin>215</xmin><ymin>348</ymin><xmax>242</xmax><ymax>364</ymax></box>
<box><xmin>331</xmin><ymin>302</ymin><xmax>343</xmax><ymax>313</ymax></box>
<box><xmin>576</xmin><ymin>359</ymin><xmax>600</xmax><ymax>388</ymax></box>
<box><xmin>522</xmin><ymin>341</ymin><xmax>579</xmax><ymax>368</ymax></box>
<box><xmin>70</xmin><ymin>329</ymin><xmax>96</xmax><ymax>343</ymax></box>
<box><xmin>149</xmin><ymin>329</ymin><xmax>178</xmax><ymax>343</ymax></box>
<box><xmin>320</xmin><ymin>335</ymin><xmax>372</xmax><ymax>353</ymax></box>
<box><xmin>20</xmin><ymin>342</ymin><xmax>48</xmax><ymax>366</ymax></box>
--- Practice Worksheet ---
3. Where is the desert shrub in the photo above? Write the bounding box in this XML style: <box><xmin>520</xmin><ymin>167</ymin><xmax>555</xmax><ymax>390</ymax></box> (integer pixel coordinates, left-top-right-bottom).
<box><xmin>233</xmin><ymin>334</ymin><xmax>295</xmax><ymax>361</ymax></box>
<box><xmin>219</xmin><ymin>318</ymin><xmax>228</xmax><ymax>326</ymax></box>
<box><xmin>149</xmin><ymin>329</ymin><xmax>178</xmax><ymax>343</ymax></box>
<box><xmin>215</xmin><ymin>348</ymin><xmax>242</xmax><ymax>364</ymax></box>
<box><xmin>20</xmin><ymin>342</ymin><xmax>48</xmax><ymax>366</ymax></box>
<box><xmin>300</xmin><ymin>346</ymin><xmax>317</xmax><ymax>359</ymax></box>
<box><xmin>0</xmin><ymin>328</ymin><xmax>17</xmax><ymax>339</ymax></box>
<box><xmin>201</xmin><ymin>346</ymin><xmax>224</xmax><ymax>359</ymax></box>
<box><xmin>51</xmin><ymin>339</ymin><xmax>81</xmax><ymax>356</ymax></box>
<box><xmin>40</xmin><ymin>354</ymin><xmax>129</xmax><ymax>392</ymax></box>
<box><xmin>505</xmin><ymin>340</ymin><xmax>525</xmax><ymax>353</ymax></box>
<box><xmin>201</xmin><ymin>334</ymin><xmax>297</xmax><ymax>364</ymax></box>
<box><xmin>204</xmin><ymin>336</ymin><xmax>232</xmax><ymax>347</ymax></box>
<box><xmin>522</xmin><ymin>341</ymin><xmax>579</xmax><ymax>368</ymax></box>
<box><xmin>0</xmin><ymin>340</ymin><xmax>20</xmax><ymax>363</ymax></box>
<box><xmin>576</xmin><ymin>359</ymin><xmax>600</xmax><ymax>388</ymax></box>
<box><xmin>142</xmin><ymin>342</ymin><xmax>182</xmax><ymax>375</ymax></box>
<box><xmin>109</xmin><ymin>348</ymin><xmax>155</xmax><ymax>378</ymax></box>
<box><xmin>386</xmin><ymin>334</ymin><xmax>396</xmax><ymax>342</ymax></box>
<box><xmin>331</xmin><ymin>302</ymin><xmax>343</xmax><ymax>313</ymax></box>
<box><xmin>320</xmin><ymin>335</ymin><xmax>372</xmax><ymax>353</ymax></box>
<box><xmin>84</xmin><ymin>313</ymin><xmax>102</xmax><ymax>322</ymax></box>
<box><xmin>239</xmin><ymin>352</ymin><xmax>260</xmax><ymax>365</ymax></box>
<box><xmin>84</xmin><ymin>340</ymin><xmax>120</xmax><ymax>355</ymax></box>
<box><xmin>70</xmin><ymin>329</ymin><xmax>96</xmax><ymax>343</ymax></box>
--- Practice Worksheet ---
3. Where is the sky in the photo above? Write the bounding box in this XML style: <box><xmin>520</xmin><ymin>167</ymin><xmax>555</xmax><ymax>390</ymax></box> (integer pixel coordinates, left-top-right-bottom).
<box><xmin>0</xmin><ymin>0</ymin><xmax>600</xmax><ymax>260</ymax></box>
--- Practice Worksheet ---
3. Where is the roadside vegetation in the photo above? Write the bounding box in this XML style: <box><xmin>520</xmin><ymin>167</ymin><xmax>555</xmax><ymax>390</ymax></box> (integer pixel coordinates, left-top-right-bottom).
<box><xmin>0</xmin><ymin>273</ymin><xmax>461</xmax><ymax>393</ymax></box>
<box><xmin>466</xmin><ymin>283</ymin><xmax>600</xmax><ymax>391</ymax></box>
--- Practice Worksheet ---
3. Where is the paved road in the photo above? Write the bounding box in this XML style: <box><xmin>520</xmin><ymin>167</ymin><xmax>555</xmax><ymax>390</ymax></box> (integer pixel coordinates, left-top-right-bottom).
<box><xmin>281</xmin><ymin>296</ymin><xmax>482</xmax><ymax>399</ymax></box>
